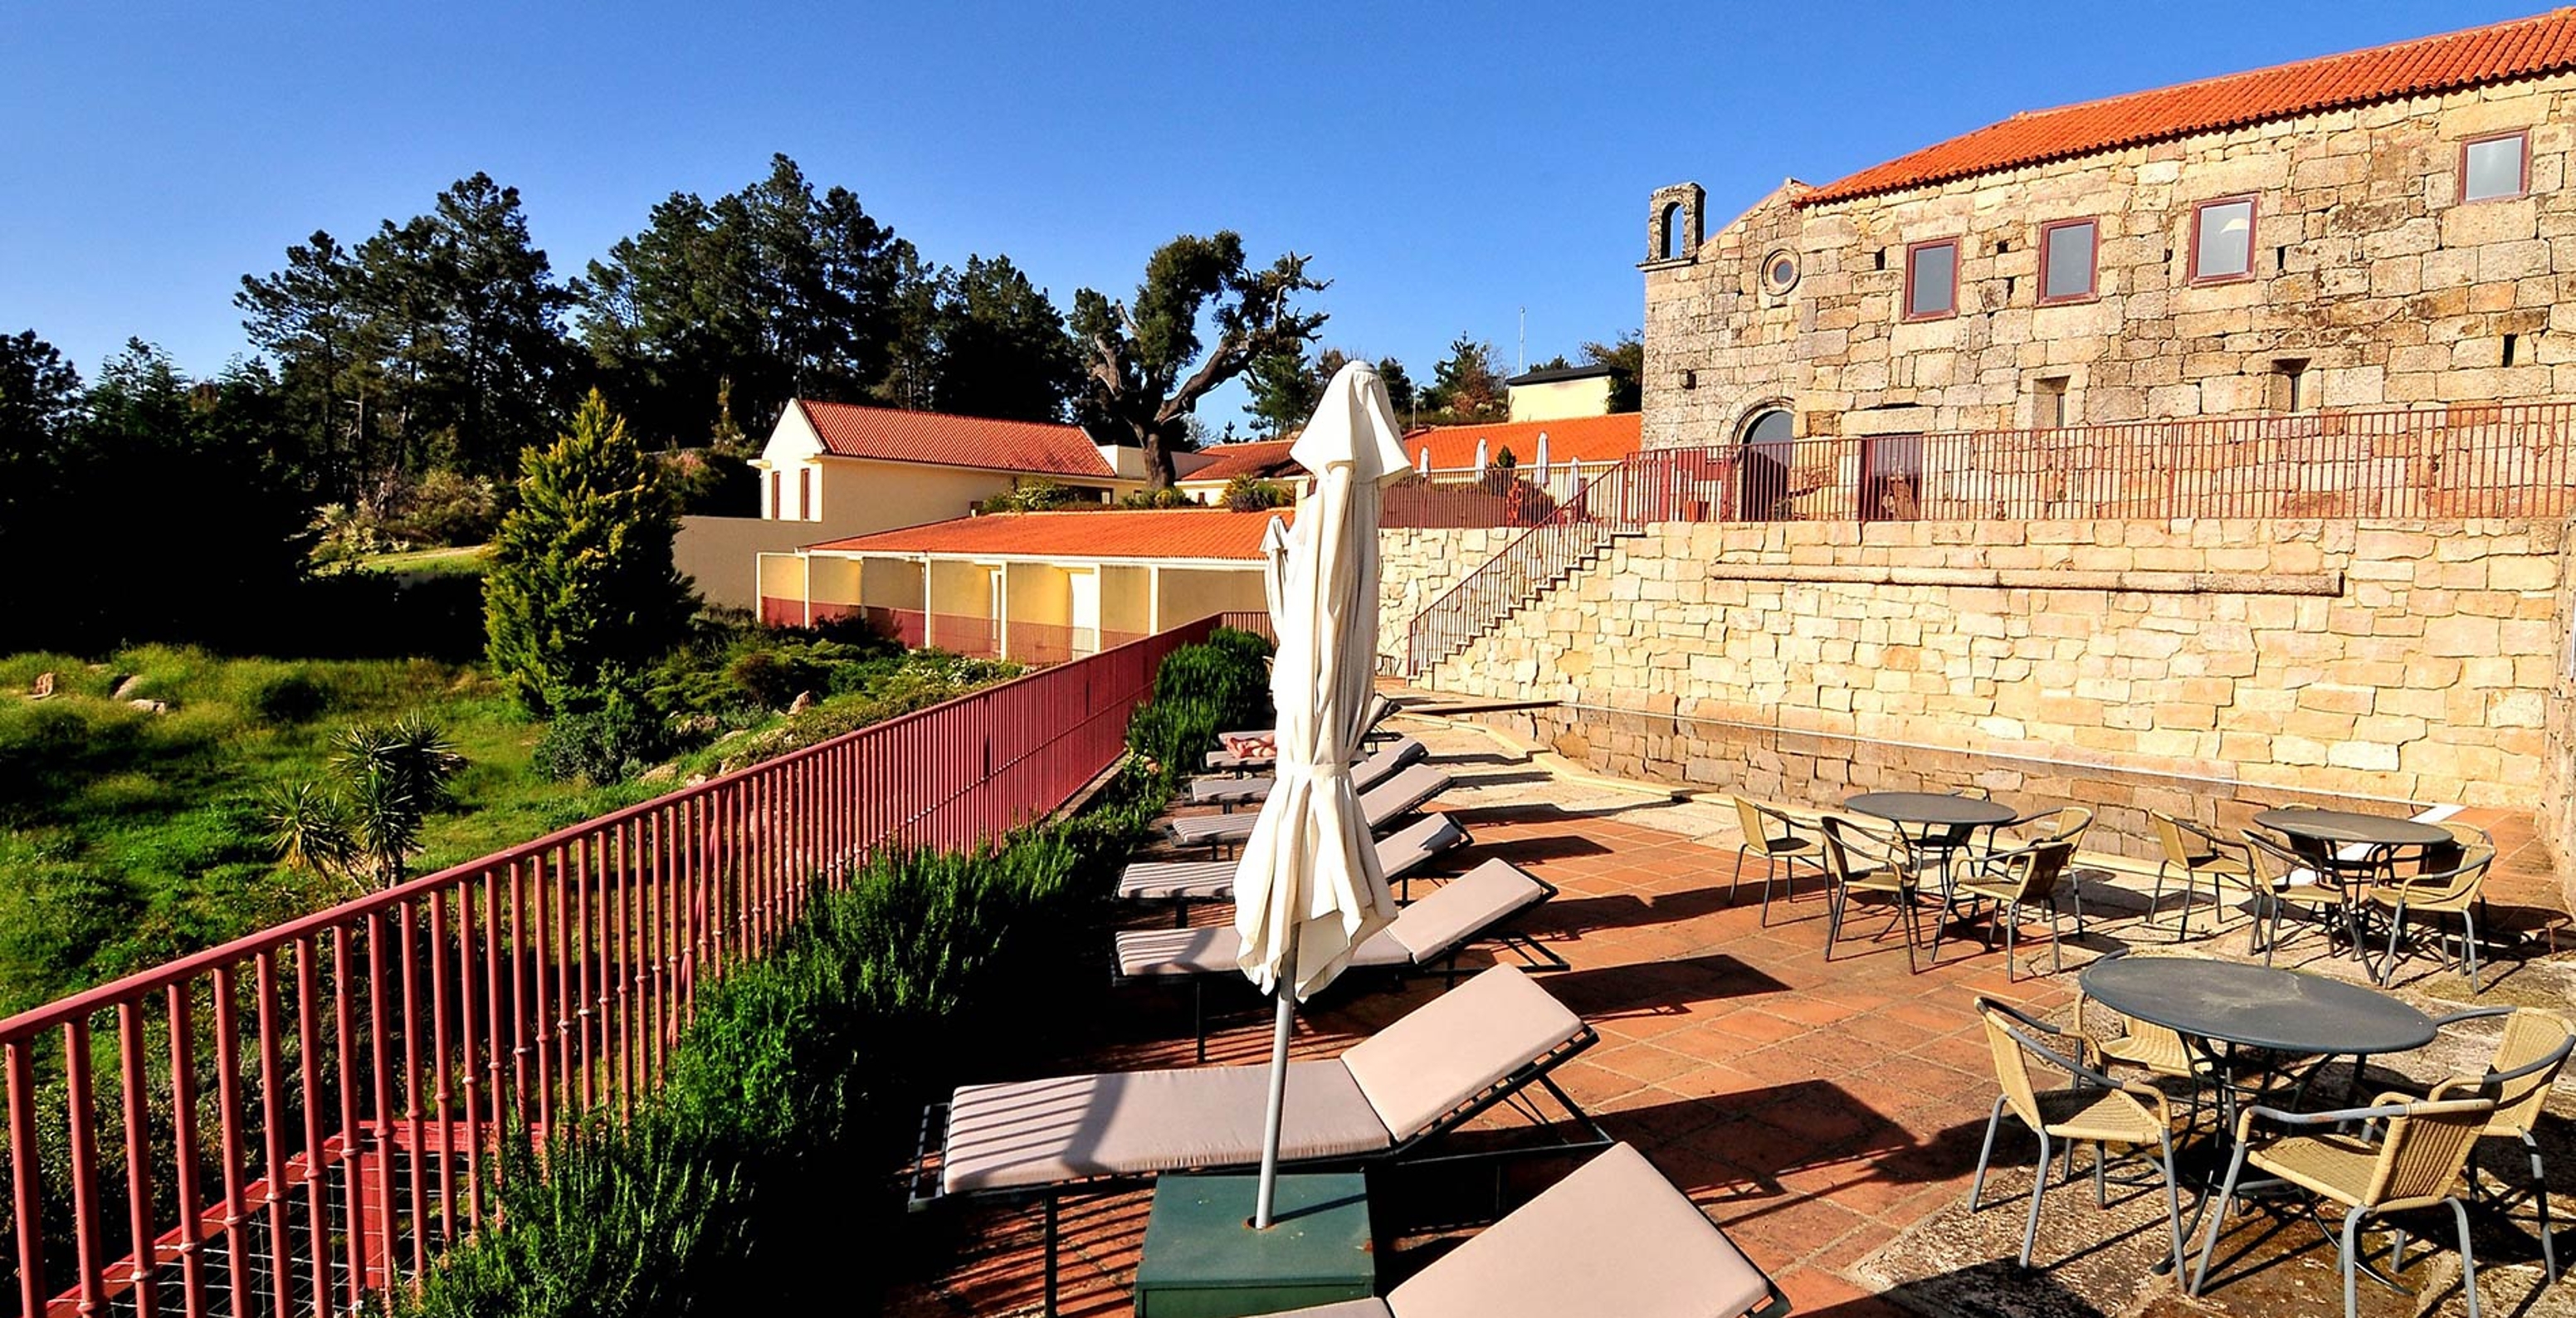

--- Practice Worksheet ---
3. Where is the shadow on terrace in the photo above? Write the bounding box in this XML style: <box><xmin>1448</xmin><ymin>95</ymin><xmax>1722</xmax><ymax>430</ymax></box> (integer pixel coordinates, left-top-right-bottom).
<box><xmin>888</xmin><ymin>715</ymin><xmax>2576</xmax><ymax>1318</ymax></box>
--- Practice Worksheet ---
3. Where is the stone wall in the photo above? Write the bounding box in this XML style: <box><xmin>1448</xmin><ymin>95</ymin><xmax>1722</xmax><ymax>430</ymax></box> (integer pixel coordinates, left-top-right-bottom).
<box><xmin>1403</xmin><ymin>517</ymin><xmax>2565</xmax><ymax>865</ymax></box>
<box><xmin>1646</xmin><ymin>73</ymin><xmax>2576</xmax><ymax>449</ymax></box>
<box><xmin>1377</xmin><ymin>526</ymin><xmax>1520</xmax><ymax>667</ymax></box>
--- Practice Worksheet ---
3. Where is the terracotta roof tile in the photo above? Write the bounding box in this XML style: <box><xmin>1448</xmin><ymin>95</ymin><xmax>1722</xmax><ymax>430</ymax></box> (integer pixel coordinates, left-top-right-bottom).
<box><xmin>1802</xmin><ymin>8</ymin><xmax>2576</xmax><ymax>206</ymax></box>
<box><xmin>805</xmin><ymin>508</ymin><xmax>1287</xmax><ymax>562</ymax></box>
<box><xmin>798</xmin><ymin>400</ymin><xmax>1114</xmax><ymax>479</ymax></box>
<box><xmin>1403</xmin><ymin>413</ymin><xmax>1642</xmax><ymax>471</ymax></box>
<box><xmin>1175</xmin><ymin>440</ymin><xmax>1303</xmax><ymax>483</ymax></box>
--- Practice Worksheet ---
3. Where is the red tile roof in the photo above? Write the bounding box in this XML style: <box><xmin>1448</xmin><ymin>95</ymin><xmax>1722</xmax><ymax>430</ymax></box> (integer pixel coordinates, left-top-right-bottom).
<box><xmin>805</xmin><ymin>508</ymin><xmax>1288</xmax><ymax>562</ymax></box>
<box><xmin>1175</xmin><ymin>439</ymin><xmax>1303</xmax><ymax>484</ymax></box>
<box><xmin>796</xmin><ymin>400</ymin><xmax>1115</xmax><ymax>479</ymax></box>
<box><xmin>1403</xmin><ymin>413</ymin><xmax>1642</xmax><ymax>471</ymax></box>
<box><xmin>1802</xmin><ymin>8</ymin><xmax>2576</xmax><ymax>206</ymax></box>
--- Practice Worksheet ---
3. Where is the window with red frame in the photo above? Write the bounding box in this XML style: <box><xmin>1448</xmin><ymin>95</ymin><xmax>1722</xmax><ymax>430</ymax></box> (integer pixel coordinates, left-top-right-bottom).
<box><xmin>1904</xmin><ymin>239</ymin><xmax>1958</xmax><ymax>320</ymax></box>
<box><xmin>2038</xmin><ymin>218</ymin><xmax>2097</xmax><ymax>303</ymax></box>
<box><xmin>769</xmin><ymin>470</ymin><xmax>782</xmax><ymax>519</ymax></box>
<box><xmin>2461</xmin><ymin>131</ymin><xmax>2530</xmax><ymax>203</ymax></box>
<box><xmin>2189</xmin><ymin>198</ymin><xmax>2256</xmax><ymax>282</ymax></box>
<box><xmin>798</xmin><ymin>467</ymin><xmax>812</xmax><ymax>520</ymax></box>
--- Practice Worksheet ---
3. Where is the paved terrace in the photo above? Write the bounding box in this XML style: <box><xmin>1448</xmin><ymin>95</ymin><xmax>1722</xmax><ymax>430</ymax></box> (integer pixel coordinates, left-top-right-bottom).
<box><xmin>889</xmin><ymin>716</ymin><xmax>2574</xmax><ymax>1318</ymax></box>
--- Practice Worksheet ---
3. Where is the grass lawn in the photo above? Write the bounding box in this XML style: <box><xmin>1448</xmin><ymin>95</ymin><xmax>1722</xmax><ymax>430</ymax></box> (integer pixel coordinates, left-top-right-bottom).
<box><xmin>0</xmin><ymin>627</ymin><xmax>1023</xmax><ymax>1019</ymax></box>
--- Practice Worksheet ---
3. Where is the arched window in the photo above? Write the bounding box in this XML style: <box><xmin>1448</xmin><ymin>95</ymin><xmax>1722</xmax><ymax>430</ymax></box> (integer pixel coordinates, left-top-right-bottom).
<box><xmin>1736</xmin><ymin>408</ymin><xmax>1795</xmax><ymax>520</ymax></box>
<box><xmin>1661</xmin><ymin>203</ymin><xmax>1688</xmax><ymax>260</ymax></box>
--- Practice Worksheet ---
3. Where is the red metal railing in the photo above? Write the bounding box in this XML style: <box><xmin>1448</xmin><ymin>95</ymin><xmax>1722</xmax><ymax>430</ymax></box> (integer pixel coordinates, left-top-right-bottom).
<box><xmin>0</xmin><ymin>621</ymin><xmax>1215</xmax><ymax>1318</ymax></box>
<box><xmin>1402</xmin><ymin>403</ymin><xmax>2576</xmax><ymax>673</ymax></box>
<box><xmin>1212</xmin><ymin>612</ymin><xmax>1276</xmax><ymax>644</ymax></box>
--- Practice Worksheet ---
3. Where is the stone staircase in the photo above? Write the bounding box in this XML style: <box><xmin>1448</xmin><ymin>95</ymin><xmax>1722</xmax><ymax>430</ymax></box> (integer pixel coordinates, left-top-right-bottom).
<box><xmin>1402</xmin><ymin>516</ymin><xmax>1643</xmax><ymax>676</ymax></box>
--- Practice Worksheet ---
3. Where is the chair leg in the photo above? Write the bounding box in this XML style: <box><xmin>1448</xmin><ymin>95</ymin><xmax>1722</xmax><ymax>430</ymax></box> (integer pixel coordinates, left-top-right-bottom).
<box><xmin>1968</xmin><ymin>1095</ymin><xmax>2008</xmax><ymax>1211</ymax></box>
<box><xmin>2155</xmin><ymin>1130</ymin><xmax>2188</xmax><ymax>1278</ymax></box>
<box><xmin>2339</xmin><ymin>1206</ymin><xmax>2369</xmax><ymax>1318</ymax></box>
<box><xmin>2048</xmin><ymin>898</ymin><xmax>2065</xmax><ymax>974</ymax></box>
<box><xmin>2021</xmin><ymin>1130</ymin><xmax>2053</xmax><ymax>1269</ymax></box>
<box><xmin>2462</xmin><ymin>905</ymin><xmax>2482</xmax><ymax>993</ymax></box>
<box><xmin>1824</xmin><ymin>885</ymin><xmax>1845</xmax><ymax>961</ymax></box>
<box><xmin>2525</xmin><ymin>1132</ymin><xmax>2558</xmax><ymax>1283</ymax></box>
<box><xmin>2449</xmin><ymin>1196</ymin><xmax>2481</xmax><ymax>1318</ymax></box>
<box><xmin>2192</xmin><ymin>1144</ymin><xmax>2253</xmax><ymax>1296</ymax></box>
<box><xmin>1729</xmin><ymin>844</ymin><xmax>1749</xmax><ymax>906</ymax></box>
<box><xmin>1759</xmin><ymin>852</ymin><xmax>1777</xmax><ymax>926</ymax></box>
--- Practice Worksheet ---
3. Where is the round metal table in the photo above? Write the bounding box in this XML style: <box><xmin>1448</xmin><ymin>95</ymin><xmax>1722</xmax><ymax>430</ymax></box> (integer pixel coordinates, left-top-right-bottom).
<box><xmin>2251</xmin><ymin>807</ymin><xmax>2452</xmax><ymax>853</ymax></box>
<box><xmin>2078</xmin><ymin>954</ymin><xmax>2437</xmax><ymax>1059</ymax></box>
<box><xmin>2078</xmin><ymin>954</ymin><xmax>2436</xmax><ymax>1272</ymax></box>
<box><xmin>1846</xmin><ymin>792</ymin><xmax>2019</xmax><ymax>833</ymax></box>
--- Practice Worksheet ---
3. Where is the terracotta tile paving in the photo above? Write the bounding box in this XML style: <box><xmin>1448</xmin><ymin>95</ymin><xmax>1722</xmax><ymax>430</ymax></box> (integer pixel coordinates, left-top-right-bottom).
<box><xmin>886</xmin><ymin>728</ymin><xmax>2574</xmax><ymax>1317</ymax></box>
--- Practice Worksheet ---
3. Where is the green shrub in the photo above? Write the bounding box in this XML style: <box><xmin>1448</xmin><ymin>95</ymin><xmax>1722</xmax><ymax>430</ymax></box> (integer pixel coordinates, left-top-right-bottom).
<box><xmin>237</xmin><ymin>669</ymin><xmax>331</xmax><ymax>723</ymax></box>
<box><xmin>1221</xmin><ymin>475</ymin><xmax>1293</xmax><ymax>510</ymax></box>
<box><xmin>533</xmin><ymin>684</ymin><xmax>671</xmax><ymax>784</ymax></box>
<box><xmin>1116</xmin><ymin>486</ymin><xmax>1196</xmax><ymax>509</ymax></box>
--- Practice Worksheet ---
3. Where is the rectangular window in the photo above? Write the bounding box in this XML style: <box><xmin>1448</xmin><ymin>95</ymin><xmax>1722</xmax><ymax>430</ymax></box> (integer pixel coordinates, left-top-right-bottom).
<box><xmin>2034</xmin><ymin>376</ymin><xmax>2070</xmax><ymax>428</ymax></box>
<box><xmin>2461</xmin><ymin>130</ymin><xmax>2530</xmax><ymax>203</ymax></box>
<box><xmin>769</xmin><ymin>471</ymin><xmax>782</xmax><ymax>519</ymax></box>
<box><xmin>1904</xmin><ymin>238</ymin><xmax>1958</xmax><ymax>320</ymax></box>
<box><xmin>2274</xmin><ymin>359</ymin><xmax>2310</xmax><ymax>412</ymax></box>
<box><xmin>2189</xmin><ymin>197</ymin><xmax>2256</xmax><ymax>283</ymax></box>
<box><xmin>798</xmin><ymin>467</ymin><xmax>812</xmax><ymax>520</ymax></box>
<box><xmin>2037</xmin><ymin>218</ymin><xmax>2098</xmax><ymax>303</ymax></box>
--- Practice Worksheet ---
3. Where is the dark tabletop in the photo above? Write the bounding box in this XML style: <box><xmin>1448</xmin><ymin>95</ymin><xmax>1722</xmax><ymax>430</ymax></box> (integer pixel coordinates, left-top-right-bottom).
<box><xmin>2079</xmin><ymin>955</ymin><xmax>2436</xmax><ymax>1056</ymax></box>
<box><xmin>2252</xmin><ymin>807</ymin><xmax>2452</xmax><ymax>850</ymax></box>
<box><xmin>1845</xmin><ymin>792</ymin><xmax>2018</xmax><ymax>828</ymax></box>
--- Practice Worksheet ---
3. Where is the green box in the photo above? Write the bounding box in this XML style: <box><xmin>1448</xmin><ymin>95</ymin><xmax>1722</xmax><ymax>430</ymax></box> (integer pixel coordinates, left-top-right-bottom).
<box><xmin>1132</xmin><ymin>1172</ymin><xmax>1375</xmax><ymax>1318</ymax></box>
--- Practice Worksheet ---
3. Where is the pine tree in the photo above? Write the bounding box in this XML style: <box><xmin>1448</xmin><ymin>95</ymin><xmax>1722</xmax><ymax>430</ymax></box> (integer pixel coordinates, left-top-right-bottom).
<box><xmin>483</xmin><ymin>391</ymin><xmax>693</xmax><ymax>715</ymax></box>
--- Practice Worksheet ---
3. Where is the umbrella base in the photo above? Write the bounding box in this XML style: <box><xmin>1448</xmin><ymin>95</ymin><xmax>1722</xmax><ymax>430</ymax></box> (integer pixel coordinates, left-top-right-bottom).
<box><xmin>1134</xmin><ymin>1172</ymin><xmax>1376</xmax><ymax>1318</ymax></box>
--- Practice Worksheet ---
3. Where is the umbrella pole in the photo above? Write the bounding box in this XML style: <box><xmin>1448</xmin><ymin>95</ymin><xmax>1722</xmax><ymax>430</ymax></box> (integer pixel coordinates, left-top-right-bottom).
<box><xmin>1252</xmin><ymin>931</ymin><xmax>1299</xmax><ymax>1230</ymax></box>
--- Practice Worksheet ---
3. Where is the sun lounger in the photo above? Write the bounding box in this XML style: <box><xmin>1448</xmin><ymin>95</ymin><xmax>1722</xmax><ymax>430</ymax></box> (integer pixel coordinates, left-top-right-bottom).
<box><xmin>1189</xmin><ymin>737</ymin><xmax>1427</xmax><ymax>810</ymax></box>
<box><xmin>1248</xmin><ymin>1142</ymin><xmax>1791</xmax><ymax>1318</ymax></box>
<box><xmin>1168</xmin><ymin>764</ymin><xmax>1452</xmax><ymax>857</ymax></box>
<box><xmin>1206</xmin><ymin>696</ymin><xmax>1399</xmax><ymax>771</ymax></box>
<box><xmin>1115</xmin><ymin>859</ymin><xmax>1569</xmax><ymax>1058</ymax></box>
<box><xmin>1118</xmin><ymin>814</ymin><xmax>1468</xmax><ymax>915</ymax></box>
<box><xmin>914</xmin><ymin>965</ymin><xmax>1608</xmax><ymax>1313</ymax></box>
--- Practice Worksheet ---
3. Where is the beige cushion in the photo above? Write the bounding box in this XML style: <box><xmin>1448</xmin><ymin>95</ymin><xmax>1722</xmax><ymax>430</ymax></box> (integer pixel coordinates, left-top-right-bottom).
<box><xmin>1118</xmin><ymin>925</ymin><xmax>1412</xmax><ymax>979</ymax></box>
<box><xmin>1172</xmin><ymin>766</ymin><xmax>1451</xmax><ymax>846</ymax></box>
<box><xmin>1387</xmin><ymin>1143</ymin><xmax>1776</xmax><ymax>1318</ymax></box>
<box><xmin>942</xmin><ymin>1062</ymin><xmax>1391</xmax><ymax>1194</ymax></box>
<box><xmin>1386</xmin><ymin>860</ymin><xmax>1547</xmax><ymax>962</ymax></box>
<box><xmin>1263</xmin><ymin>1304</ymin><xmax>1393</xmax><ymax>1318</ymax></box>
<box><xmin>1119</xmin><ymin>813</ymin><xmax>1464</xmax><ymax>904</ymax></box>
<box><xmin>1190</xmin><ymin>738</ymin><xmax>1426</xmax><ymax>805</ymax></box>
<box><xmin>1340</xmin><ymin>965</ymin><xmax>1583</xmax><ymax>1142</ymax></box>
<box><xmin>1117</xmin><ymin>859</ymin><xmax>1239</xmax><ymax>901</ymax></box>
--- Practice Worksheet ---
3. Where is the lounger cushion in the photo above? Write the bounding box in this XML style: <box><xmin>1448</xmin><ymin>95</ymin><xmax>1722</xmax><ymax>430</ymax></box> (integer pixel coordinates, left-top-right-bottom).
<box><xmin>1387</xmin><ymin>1143</ymin><xmax>1777</xmax><ymax>1318</ymax></box>
<box><xmin>1383</xmin><ymin>860</ymin><xmax>1547</xmax><ymax>962</ymax></box>
<box><xmin>1340</xmin><ymin>965</ymin><xmax>1582</xmax><ymax>1143</ymax></box>
<box><xmin>942</xmin><ymin>1062</ymin><xmax>1391</xmax><ymax>1194</ymax></box>
<box><xmin>1117</xmin><ymin>925</ymin><xmax>1412</xmax><ymax>978</ymax></box>
<box><xmin>1260</xmin><ymin>1304</ymin><xmax>1392</xmax><ymax>1318</ymax></box>
<box><xmin>1189</xmin><ymin>738</ymin><xmax>1426</xmax><ymax>805</ymax></box>
<box><xmin>1119</xmin><ymin>813</ymin><xmax>1466</xmax><ymax>904</ymax></box>
<box><xmin>1171</xmin><ymin>765</ymin><xmax>1450</xmax><ymax>846</ymax></box>
<box><xmin>1116</xmin><ymin>859</ymin><xmax>1239</xmax><ymax>902</ymax></box>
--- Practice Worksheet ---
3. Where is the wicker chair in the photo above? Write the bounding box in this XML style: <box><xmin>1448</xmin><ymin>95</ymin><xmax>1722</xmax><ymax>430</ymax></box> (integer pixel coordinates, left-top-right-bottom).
<box><xmin>2192</xmin><ymin>1086</ymin><xmax>2497</xmax><ymax>1318</ymax></box>
<box><xmin>1951</xmin><ymin>838</ymin><xmax>2077</xmax><ymax>979</ymax></box>
<box><xmin>1985</xmin><ymin>806</ymin><xmax>2095</xmax><ymax>930</ymax></box>
<box><xmin>1969</xmin><ymin>997</ymin><xmax>2187</xmax><ymax>1275</ymax></box>
<box><xmin>2419</xmin><ymin>1007</ymin><xmax>2573</xmax><ymax>1281</ymax></box>
<box><xmin>2149</xmin><ymin>810</ymin><xmax>2254</xmax><ymax>942</ymax></box>
<box><xmin>1729</xmin><ymin>797</ymin><xmax>1825</xmax><ymax>926</ymax></box>
<box><xmin>2242</xmin><ymin>829</ymin><xmax>2361</xmax><ymax>967</ymax></box>
<box><xmin>1818</xmin><ymin>813</ymin><xmax>1931</xmax><ymax>973</ymax></box>
<box><xmin>2365</xmin><ymin>847</ymin><xmax>2496</xmax><ymax>989</ymax></box>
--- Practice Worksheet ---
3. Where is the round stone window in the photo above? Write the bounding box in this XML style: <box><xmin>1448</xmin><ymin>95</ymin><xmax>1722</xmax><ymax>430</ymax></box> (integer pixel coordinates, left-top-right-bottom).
<box><xmin>1760</xmin><ymin>249</ymin><xmax>1799</xmax><ymax>295</ymax></box>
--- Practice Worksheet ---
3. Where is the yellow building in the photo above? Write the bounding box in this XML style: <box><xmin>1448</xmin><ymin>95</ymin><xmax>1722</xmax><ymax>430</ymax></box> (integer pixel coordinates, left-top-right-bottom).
<box><xmin>759</xmin><ymin>507</ymin><xmax>1281</xmax><ymax>664</ymax></box>
<box><xmin>1503</xmin><ymin>363</ymin><xmax>1619</xmax><ymax>422</ymax></box>
<box><xmin>679</xmin><ymin>400</ymin><xmax>1159</xmax><ymax>610</ymax></box>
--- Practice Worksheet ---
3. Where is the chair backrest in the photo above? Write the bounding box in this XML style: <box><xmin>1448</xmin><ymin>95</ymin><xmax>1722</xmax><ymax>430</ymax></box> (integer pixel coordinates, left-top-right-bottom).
<box><xmin>2484</xmin><ymin>1009</ymin><xmax>2575</xmax><ymax>1138</ymax></box>
<box><xmin>2241</xmin><ymin>829</ymin><xmax>2320</xmax><ymax>890</ymax></box>
<box><xmin>1819</xmin><ymin>813</ymin><xmax>1911</xmax><ymax>886</ymax></box>
<box><xmin>2368</xmin><ymin>1081</ymin><xmax>2496</xmax><ymax>1207</ymax></box>
<box><xmin>1973</xmin><ymin>996</ymin><xmax>2096</xmax><ymax>1133</ymax></box>
<box><xmin>1988</xmin><ymin>838</ymin><xmax>2076</xmax><ymax>903</ymax></box>
<box><xmin>2149</xmin><ymin>810</ymin><xmax>2211</xmax><ymax>866</ymax></box>
<box><xmin>2039</xmin><ymin>806</ymin><xmax>2093</xmax><ymax>848</ymax></box>
<box><xmin>1731</xmin><ymin>796</ymin><xmax>1769</xmax><ymax>847</ymax></box>
<box><xmin>2374</xmin><ymin>850</ymin><xmax>2490</xmax><ymax>908</ymax></box>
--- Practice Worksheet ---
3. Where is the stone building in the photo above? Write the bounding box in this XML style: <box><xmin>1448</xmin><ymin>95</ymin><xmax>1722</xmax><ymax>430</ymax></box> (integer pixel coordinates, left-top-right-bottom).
<box><xmin>1642</xmin><ymin>8</ymin><xmax>2576</xmax><ymax>457</ymax></box>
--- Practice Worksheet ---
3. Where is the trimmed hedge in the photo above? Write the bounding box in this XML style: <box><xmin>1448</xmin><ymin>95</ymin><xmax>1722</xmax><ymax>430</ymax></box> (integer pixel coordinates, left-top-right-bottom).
<box><xmin>393</xmin><ymin>632</ymin><xmax>1260</xmax><ymax>1316</ymax></box>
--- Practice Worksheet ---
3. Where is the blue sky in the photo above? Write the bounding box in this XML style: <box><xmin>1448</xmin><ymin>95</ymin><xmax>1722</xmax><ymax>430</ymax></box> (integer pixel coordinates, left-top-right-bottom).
<box><xmin>0</xmin><ymin>0</ymin><xmax>2539</xmax><ymax>431</ymax></box>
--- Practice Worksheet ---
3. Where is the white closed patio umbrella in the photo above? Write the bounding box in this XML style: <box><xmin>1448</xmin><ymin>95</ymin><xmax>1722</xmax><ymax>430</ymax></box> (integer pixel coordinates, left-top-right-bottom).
<box><xmin>1471</xmin><ymin>435</ymin><xmax>1489</xmax><ymax>473</ymax></box>
<box><xmin>1414</xmin><ymin>443</ymin><xmax>1431</xmax><ymax>476</ymax></box>
<box><xmin>1233</xmin><ymin>359</ymin><xmax>1412</xmax><ymax>1229</ymax></box>
<box><xmin>1259</xmin><ymin>513</ymin><xmax>1292</xmax><ymax>636</ymax></box>
<box><xmin>1532</xmin><ymin>431</ymin><xmax>1551</xmax><ymax>490</ymax></box>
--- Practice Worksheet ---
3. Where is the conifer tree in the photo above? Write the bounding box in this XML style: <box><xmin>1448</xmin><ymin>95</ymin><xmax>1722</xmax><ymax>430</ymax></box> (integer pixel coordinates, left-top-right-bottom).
<box><xmin>483</xmin><ymin>390</ymin><xmax>692</xmax><ymax>715</ymax></box>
